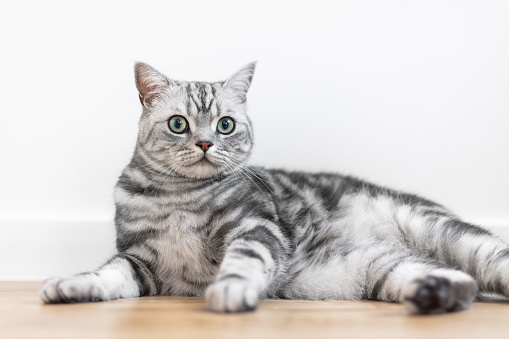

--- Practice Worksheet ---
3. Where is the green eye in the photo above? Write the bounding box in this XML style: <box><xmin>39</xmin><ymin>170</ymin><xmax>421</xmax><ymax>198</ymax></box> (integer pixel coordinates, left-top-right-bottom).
<box><xmin>168</xmin><ymin>115</ymin><xmax>188</xmax><ymax>134</ymax></box>
<box><xmin>217</xmin><ymin>117</ymin><xmax>235</xmax><ymax>134</ymax></box>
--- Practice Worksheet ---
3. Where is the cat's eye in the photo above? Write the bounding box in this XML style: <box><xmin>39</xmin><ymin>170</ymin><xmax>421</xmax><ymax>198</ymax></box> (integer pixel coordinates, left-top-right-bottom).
<box><xmin>217</xmin><ymin>117</ymin><xmax>235</xmax><ymax>135</ymax></box>
<box><xmin>168</xmin><ymin>115</ymin><xmax>189</xmax><ymax>134</ymax></box>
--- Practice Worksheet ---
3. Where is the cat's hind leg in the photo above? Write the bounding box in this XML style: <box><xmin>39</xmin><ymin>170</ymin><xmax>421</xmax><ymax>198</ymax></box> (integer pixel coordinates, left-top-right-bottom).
<box><xmin>40</xmin><ymin>253</ymin><xmax>158</xmax><ymax>303</ymax></box>
<box><xmin>394</xmin><ymin>209</ymin><xmax>509</xmax><ymax>299</ymax></box>
<box><xmin>364</xmin><ymin>250</ymin><xmax>477</xmax><ymax>314</ymax></box>
<box><xmin>284</xmin><ymin>239</ymin><xmax>477</xmax><ymax>314</ymax></box>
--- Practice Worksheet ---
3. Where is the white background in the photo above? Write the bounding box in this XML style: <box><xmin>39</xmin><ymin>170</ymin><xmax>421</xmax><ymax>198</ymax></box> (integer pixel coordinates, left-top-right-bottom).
<box><xmin>1</xmin><ymin>0</ymin><xmax>508</xmax><ymax>279</ymax></box>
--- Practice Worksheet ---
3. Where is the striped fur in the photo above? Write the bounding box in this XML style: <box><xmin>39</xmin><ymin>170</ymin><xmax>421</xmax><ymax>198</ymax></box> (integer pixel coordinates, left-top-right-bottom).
<box><xmin>41</xmin><ymin>62</ymin><xmax>509</xmax><ymax>314</ymax></box>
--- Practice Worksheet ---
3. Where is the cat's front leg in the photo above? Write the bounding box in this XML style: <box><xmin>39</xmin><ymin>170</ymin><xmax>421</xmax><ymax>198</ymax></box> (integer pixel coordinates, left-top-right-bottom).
<box><xmin>205</xmin><ymin>219</ymin><xmax>289</xmax><ymax>312</ymax></box>
<box><xmin>40</xmin><ymin>253</ymin><xmax>158</xmax><ymax>303</ymax></box>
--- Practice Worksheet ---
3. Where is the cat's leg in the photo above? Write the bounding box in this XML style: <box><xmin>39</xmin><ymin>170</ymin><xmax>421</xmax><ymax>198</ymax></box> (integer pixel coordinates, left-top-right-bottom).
<box><xmin>364</xmin><ymin>249</ymin><xmax>477</xmax><ymax>314</ymax></box>
<box><xmin>395</xmin><ymin>209</ymin><xmax>509</xmax><ymax>298</ymax></box>
<box><xmin>205</xmin><ymin>218</ymin><xmax>289</xmax><ymax>313</ymax></box>
<box><xmin>439</xmin><ymin>219</ymin><xmax>509</xmax><ymax>297</ymax></box>
<box><xmin>40</xmin><ymin>252</ymin><xmax>158</xmax><ymax>304</ymax></box>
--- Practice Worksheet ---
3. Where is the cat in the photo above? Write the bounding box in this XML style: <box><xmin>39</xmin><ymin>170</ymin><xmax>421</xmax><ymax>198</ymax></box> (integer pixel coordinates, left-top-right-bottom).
<box><xmin>40</xmin><ymin>61</ymin><xmax>509</xmax><ymax>314</ymax></box>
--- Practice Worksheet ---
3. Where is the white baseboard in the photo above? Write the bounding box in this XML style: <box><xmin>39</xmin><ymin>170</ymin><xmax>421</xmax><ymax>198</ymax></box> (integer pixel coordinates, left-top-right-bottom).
<box><xmin>1</xmin><ymin>219</ymin><xmax>508</xmax><ymax>280</ymax></box>
<box><xmin>0</xmin><ymin>219</ymin><xmax>116</xmax><ymax>280</ymax></box>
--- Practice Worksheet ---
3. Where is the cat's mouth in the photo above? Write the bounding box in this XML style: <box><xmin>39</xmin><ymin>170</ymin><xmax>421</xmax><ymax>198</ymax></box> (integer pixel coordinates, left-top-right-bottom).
<box><xmin>194</xmin><ymin>154</ymin><xmax>216</xmax><ymax>166</ymax></box>
<box><xmin>198</xmin><ymin>157</ymin><xmax>212</xmax><ymax>164</ymax></box>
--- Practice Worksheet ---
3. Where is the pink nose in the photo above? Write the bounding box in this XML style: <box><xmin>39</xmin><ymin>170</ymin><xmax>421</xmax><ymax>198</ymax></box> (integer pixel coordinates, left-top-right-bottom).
<box><xmin>196</xmin><ymin>142</ymin><xmax>213</xmax><ymax>152</ymax></box>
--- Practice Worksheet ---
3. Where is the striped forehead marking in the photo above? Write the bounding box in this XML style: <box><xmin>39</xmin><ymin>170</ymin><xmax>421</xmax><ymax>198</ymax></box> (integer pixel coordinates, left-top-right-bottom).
<box><xmin>184</xmin><ymin>82</ymin><xmax>220</xmax><ymax>117</ymax></box>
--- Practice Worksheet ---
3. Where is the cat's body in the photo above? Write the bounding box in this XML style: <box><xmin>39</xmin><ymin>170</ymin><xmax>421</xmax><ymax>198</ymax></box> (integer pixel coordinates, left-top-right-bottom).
<box><xmin>41</xmin><ymin>62</ymin><xmax>509</xmax><ymax>314</ymax></box>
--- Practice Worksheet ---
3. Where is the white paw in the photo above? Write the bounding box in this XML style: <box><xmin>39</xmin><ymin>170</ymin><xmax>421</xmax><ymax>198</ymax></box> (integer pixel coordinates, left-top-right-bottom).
<box><xmin>40</xmin><ymin>274</ymin><xmax>108</xmax><ymax>304</ymax></box>
<box><xmin>205</xmin><ymin>279</ymin><xmax>259</xmax><ymax>313</ymax></box>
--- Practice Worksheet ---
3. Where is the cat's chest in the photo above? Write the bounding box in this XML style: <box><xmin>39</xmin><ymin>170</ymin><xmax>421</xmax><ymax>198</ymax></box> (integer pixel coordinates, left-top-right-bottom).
<box><xmin>151</xmin><ymin>207</ymin><xmax>220</xmax><ymax>296</ymax></box>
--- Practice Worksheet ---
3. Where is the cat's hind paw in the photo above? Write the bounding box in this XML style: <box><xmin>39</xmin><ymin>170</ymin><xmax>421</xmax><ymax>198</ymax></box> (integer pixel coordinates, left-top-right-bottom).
<box><xmin>205</xmin><ymin>278</ymin><xmax>259</xmax><ymax>313</ymax></box>
<box><xmin>40</xmin><ymin>275</ymin><xmax>108</xmax><ymax>304</ymax></box>
<box><xmin>402</xmin><ymin>271</ymin><xmax>477</xmax><ymax>315</ymax></box>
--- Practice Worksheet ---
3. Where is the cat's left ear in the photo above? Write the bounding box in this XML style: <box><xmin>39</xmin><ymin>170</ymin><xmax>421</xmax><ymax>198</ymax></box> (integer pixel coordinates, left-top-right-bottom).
<box><xmin>223</xmin><ymin>61</ymin><xmax>257</xmax><ymax>98</ymax></box>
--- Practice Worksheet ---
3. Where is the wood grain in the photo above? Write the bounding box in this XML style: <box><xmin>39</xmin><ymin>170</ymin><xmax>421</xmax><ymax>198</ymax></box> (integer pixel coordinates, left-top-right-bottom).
<box><xmin>1</xmin><ymin>281</ymin><xmax>509</xmax><ymax>339</ymax></box>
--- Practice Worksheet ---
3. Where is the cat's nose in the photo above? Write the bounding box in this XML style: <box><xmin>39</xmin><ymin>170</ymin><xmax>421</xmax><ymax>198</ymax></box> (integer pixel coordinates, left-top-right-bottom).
<box><xmin>195</xmin><ymin>141</ymin><xmax>213</xmax><ymax>152</ymax></box>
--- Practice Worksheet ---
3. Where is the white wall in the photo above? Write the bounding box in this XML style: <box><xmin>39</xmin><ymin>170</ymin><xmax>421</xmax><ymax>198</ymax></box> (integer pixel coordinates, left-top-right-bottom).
<box><xmin>1</xmin><ymin>0</ymin><xmax>508</xmax><ymax>279</ymax></box>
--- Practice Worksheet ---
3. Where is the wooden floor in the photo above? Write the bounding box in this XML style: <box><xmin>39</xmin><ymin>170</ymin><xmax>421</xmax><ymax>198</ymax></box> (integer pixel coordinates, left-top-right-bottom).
<box><xmin>2</xmin><ymin>282</ymin><xmax>509</xmax><ymax>339</ymax></box>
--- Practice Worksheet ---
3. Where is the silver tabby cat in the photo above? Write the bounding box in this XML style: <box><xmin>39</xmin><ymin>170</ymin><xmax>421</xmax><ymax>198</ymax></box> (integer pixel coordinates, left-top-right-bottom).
<box><xmin>41</xmin><ymin>62</ymin><xmax>509</xmax><ymax>314</ymax></box>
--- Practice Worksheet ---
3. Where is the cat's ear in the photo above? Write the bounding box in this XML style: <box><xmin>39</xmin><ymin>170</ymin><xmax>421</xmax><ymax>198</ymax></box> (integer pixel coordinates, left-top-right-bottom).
<box><xmin>223</xmin><ymin>61</ymin><xmax>257</xmax><ymax>98</ymax></box>
<box><xmin>134</xmin><ymin>62</ymin><xmax>175</xmax><ymax>107</ymax></box>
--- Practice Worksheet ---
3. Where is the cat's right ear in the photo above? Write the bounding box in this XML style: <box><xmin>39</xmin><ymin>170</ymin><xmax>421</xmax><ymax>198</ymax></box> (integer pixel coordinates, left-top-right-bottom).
<box><xmin>134</xmin><ymin>62</ymin><xmax>175</xmax><ymax>107</ymax></box>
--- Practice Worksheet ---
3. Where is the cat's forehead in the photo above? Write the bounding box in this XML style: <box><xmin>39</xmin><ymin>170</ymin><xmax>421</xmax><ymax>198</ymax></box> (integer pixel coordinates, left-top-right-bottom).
<box><xmin>147</xmin><ymin>79</ymin><xmax>247</xmax><ymax>126</ymax></box>
<box><xmin>173</xmin><ymin>81</ymin><xmax>221</xmax><ymax>118</ymax></box>
<box><xmin>164</xmin><ymin>80</ymin><xmax>243</xmax><ymax>120</ymax></box>
<box><xmin>179</xmin><ymin>81</ymin><xmax>221</xmax><ymax>97</ymax></box>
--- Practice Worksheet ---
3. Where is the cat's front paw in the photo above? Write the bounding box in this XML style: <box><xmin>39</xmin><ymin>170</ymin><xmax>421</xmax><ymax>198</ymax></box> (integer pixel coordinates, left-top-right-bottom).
<box><xmin>205</xmin><ymin>278</ymin><xmax>259</xmax><ymax>313</ymax></box>
<box><xmin>40</xmin><ymin>275</ymin><xmax>108</xmax><ymax>304</ymax></box>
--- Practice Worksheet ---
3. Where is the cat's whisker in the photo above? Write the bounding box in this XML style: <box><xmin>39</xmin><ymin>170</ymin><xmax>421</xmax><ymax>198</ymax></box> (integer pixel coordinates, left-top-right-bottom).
<box><xmin>215</xmin><ymin>155</ymin><xmax>256</xmax><ymax>199</ymax></box>
<box><xmin>132</xmin><ymin>150</ymin><xmax>186</xmax><ymax>174</ymax></box>
<box><xmin>143</xmin><ymin>163</ymin><xmax>175</xmax><ymax>195</ymax></box>
<box><xmin>230</xmin><ymin>167</ymin><xmax>257</xmax><ymax>200</ymax></box>
<box><xmin>226</xmin><ymin>149</ymin><xmax>268</xmax><ymax>155</ymax></box>
<box><xmin>135</xmin><ymin>159</ymin><xmax>171</xmax><ymax>175</ymax></box>
<box><xmin>140</xmin><ymin>153</ymin><xmax>185</xmax><ymax>195</ymax></box>
<box><xmin>223</xmin><ymin>155</ymin><xmax>275</xmax><ymax>195</ymax></box>
<box><xmin>229</xmin><ymin>159</ymin><xmax>270</xmax><ymax>184</ymax></box>
<box><xmin>151</xmin><ymin>162</ymin><xmax>185</xmax><ymax>195</ymax></box>
<box><xmin>219</xmin><ymin>155</ymin><xmax>271</xmax><ymax>201</ymax></box>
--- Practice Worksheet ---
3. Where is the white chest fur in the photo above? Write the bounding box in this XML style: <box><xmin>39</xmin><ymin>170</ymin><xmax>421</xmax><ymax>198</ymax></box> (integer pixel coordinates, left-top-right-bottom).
<box><xmin>151</xmin><ymin>209</ymin><xmax>219</xmax><ymax>296</ymax></box>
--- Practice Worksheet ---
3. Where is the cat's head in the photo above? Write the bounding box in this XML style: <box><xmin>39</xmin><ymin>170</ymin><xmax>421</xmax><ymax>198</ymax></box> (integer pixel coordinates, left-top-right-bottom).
<box><xmin>133</xmin><ymin>62</ymin><xmax>256</xmax><ymax>179</ymax></box>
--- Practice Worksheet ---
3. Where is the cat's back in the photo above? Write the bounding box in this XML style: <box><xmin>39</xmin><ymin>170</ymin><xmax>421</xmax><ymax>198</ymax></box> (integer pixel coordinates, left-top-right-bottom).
<box><xmin>261</xmin><ymin>168</ymin><xmax>350</xmax><ymax>225</ymax></box>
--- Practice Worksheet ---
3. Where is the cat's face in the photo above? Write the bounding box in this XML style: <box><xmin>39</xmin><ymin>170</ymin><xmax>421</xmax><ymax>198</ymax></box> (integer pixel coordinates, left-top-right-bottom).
<box><xmin>134</xmin><ymin>62</ymin><xmax>255</xmax><ymax>179</ymax></box>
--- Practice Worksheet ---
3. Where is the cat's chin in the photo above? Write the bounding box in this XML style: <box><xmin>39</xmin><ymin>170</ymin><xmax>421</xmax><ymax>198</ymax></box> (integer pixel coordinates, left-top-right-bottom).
<box><xmin>181</xmin><ymin>162</ymin><xmax>223</xmax><ymax>179</ymax></box>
